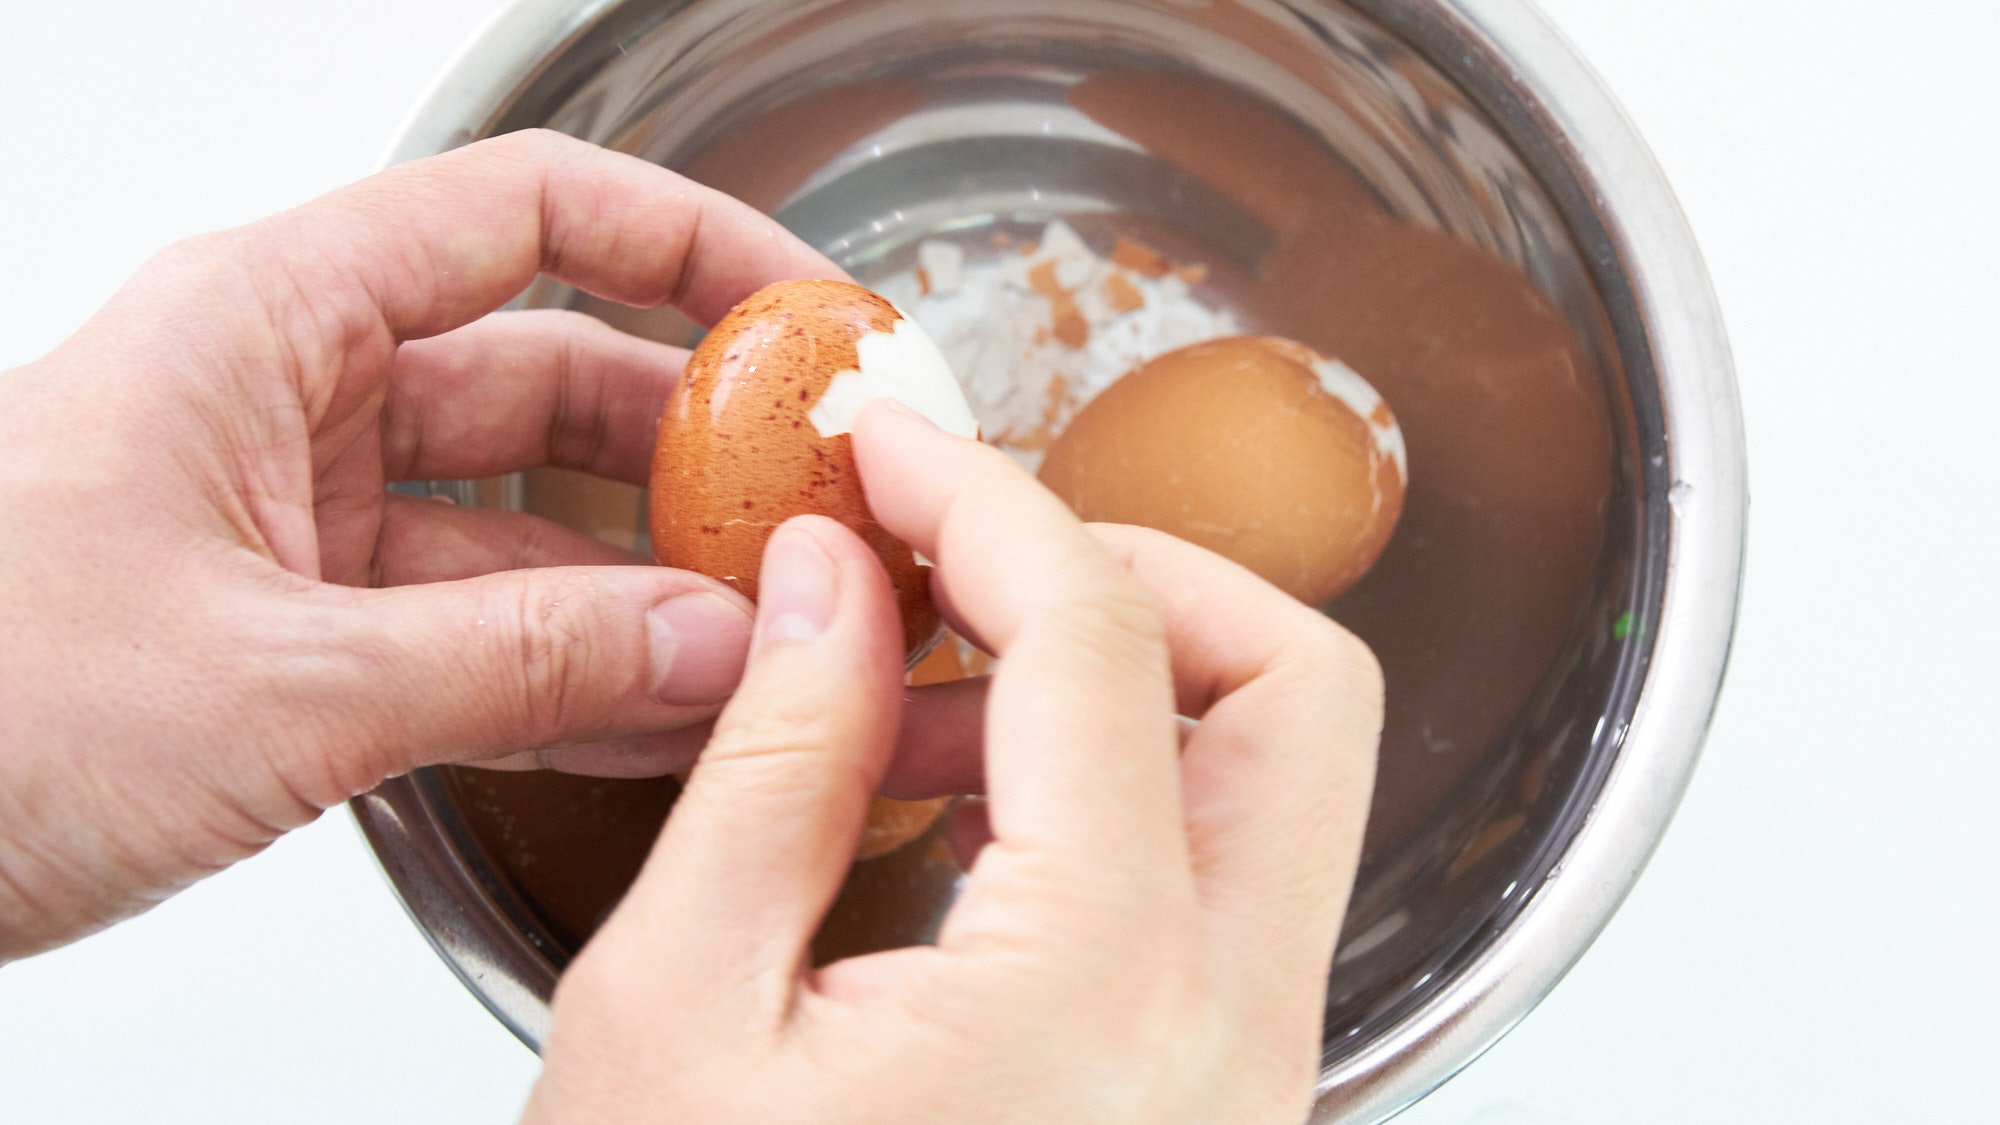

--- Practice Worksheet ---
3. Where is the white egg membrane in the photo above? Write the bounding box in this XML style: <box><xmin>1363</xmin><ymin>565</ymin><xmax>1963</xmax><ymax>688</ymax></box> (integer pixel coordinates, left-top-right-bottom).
<box><xmin>1308</xmin><ymin>354</ymin><xmax>1409</xmax><ymax>482</ymax></box>
<box><xmin>806</xmin><ymin>313</ymin><xmax>980</xmax><ymax>440</ymax></box>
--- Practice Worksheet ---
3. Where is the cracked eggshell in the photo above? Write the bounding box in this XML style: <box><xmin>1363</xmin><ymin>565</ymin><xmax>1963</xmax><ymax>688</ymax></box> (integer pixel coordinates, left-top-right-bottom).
<box><xmin>1037</xmin><ymin>335</ymin><xmax>1406</xmax><ymax>606</ymax></box>
<box><xmin>650</xmin><ymin>278</ymin><xmax>973</xmax><ymax>659</ymax></box>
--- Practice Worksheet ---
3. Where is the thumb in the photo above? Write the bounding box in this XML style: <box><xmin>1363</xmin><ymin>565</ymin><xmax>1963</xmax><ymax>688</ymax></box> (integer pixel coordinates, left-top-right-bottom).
<box><xmin>339</xmin><ymin>563</ymin><xmax>754</xmax><ymax>774</ymax></box>
<box><xmin>581</xmin><ymin>516</ymin><xmax>906</xmax><ymax>1002</ymax></box>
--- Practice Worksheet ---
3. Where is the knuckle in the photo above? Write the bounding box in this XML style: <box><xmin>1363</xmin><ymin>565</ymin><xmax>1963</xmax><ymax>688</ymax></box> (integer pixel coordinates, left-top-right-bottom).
<box><xmin>141</xmin><ymin>230</ymin><xmax>249</xmax><ymax>290</ymax></box>
<box><xmin>699</xmin><ymin>743</ymin><xmax>849</xmax><ymax>810</ymax></box>
<box><xmin>713</xmin><ymin>693</ymin><xmax>838</xmax><ymax>756</ymax></box>
<box><xmin>703</xmin><ymin>708</ymin><xmax>854</xmax><ymax>791</ymax></box>
<box><xmin>488</xmin><ymin>574</ymin><xmax>603</xmax><ymax>740</ymax></box>
<box><xmin>1273</xmin><ymin>614</ymin><xmax>1386</xmax><ymax>767</ymax></box>
<box><xmin>1291</xmin><ymin>612</ymin><xmax>1383</xmax><ymax>696</ymax></box>
<box><xmin>1045</xmin><ymin>569</ymin><xmax>1169</xmax><ymax>663</ymax></box>
<box><xmin>695</xmin><ymin>675</ymin><xmax>878</xmax><ymax>804</ymax></box>
<box><xmin>231</xmin><ymin>596</ymin><xmax>407</xmax><ymax>812</ymax></box>
<box><xmin>487</xmin><ymin>126</ymin><xmax>572</xmax><ymax>163</ymax></box>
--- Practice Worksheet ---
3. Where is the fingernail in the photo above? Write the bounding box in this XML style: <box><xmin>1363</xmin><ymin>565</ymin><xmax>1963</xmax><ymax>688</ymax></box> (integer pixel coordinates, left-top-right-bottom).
<box><xmin>874</xmin><ymin>397</ymin><xmax>937</xmax><ymax>428</ymax></box>
<box><xmin>648</xmin><ymin>592</ymin><xmax>754</xmax><ymax>705</ymax></box>
<box><xmin>756</xmin><ymin>522</ymin><xmax>838</xmax><ymax>648</ymax></box>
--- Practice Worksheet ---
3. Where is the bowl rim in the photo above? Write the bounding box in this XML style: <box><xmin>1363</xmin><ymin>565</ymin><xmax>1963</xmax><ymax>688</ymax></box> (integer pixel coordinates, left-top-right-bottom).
<box><xmin>351</xmin><ymin>2</ymin><xmax>1745</xmax><ymax>1120</ymax></box>
<box><xmin>1304</xmin><ymin>2</ymin><xmax>1745</xmax><ymax>1119</ymax></box>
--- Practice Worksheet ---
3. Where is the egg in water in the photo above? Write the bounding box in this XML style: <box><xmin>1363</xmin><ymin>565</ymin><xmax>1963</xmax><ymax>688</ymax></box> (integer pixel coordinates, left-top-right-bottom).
<box><xmin>1037</xmin><ymin>335</ymin><xmax>1406</xmax><ymax>605</ymax></box>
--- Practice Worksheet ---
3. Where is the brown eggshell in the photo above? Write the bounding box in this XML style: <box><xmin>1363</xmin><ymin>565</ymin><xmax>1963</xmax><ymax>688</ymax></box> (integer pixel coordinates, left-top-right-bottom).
<box><xmin>1038</xmin><ymin>336</ymin><xmax>1406</xmax><ymax>606</ymax></box>
<box><xmin>855</xmin><ymin>795</ymin><xmax>951</xmax><ymax>861</ymax></box>
<box><xmin>651</xmin><ymin>279</ymin><xmax>941</xmax><ymax>658</ymax></box>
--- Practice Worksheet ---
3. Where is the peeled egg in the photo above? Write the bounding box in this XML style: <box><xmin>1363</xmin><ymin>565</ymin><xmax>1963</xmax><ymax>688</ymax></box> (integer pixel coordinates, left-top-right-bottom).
<box><xmin>1037</xmin><ymin>335</ymin><xmax>1406</xmax><ymax>605</ymax></box>
<box><xmin>650</xmin><ymin>279</ymin><xmax>978</xmax><ymax>658</ymax></box>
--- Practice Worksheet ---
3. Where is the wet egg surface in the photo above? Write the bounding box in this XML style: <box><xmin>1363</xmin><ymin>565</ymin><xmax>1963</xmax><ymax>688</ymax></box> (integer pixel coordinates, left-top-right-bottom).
<box><xmin>650</xmin><ymin>278</ymin><xmax>976</xmax><ymax>657</ymax></box>
<box><xmin>1038</xmin><ymin>335</ymin><xmax>1406</xmax><ymax>605</ymax></box>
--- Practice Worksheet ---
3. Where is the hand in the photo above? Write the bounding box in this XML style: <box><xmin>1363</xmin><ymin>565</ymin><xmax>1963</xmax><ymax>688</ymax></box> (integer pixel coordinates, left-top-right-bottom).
<box><xmin>527</xmin><ymin>404</ymin><xmax>1382</xmax><ymax>1124</ymax></box>
<box><xmin>0</xmin><ymin>130</ymin><xmax>840</xmax><ymax>959</ymax></box>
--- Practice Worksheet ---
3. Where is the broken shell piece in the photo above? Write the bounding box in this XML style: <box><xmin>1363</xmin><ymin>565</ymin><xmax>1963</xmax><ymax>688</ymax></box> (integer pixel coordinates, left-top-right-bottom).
<box><xmin>916</xmin><ymin>239</ymin><xmax>965</xmax><ymax>296</ymax></box>
<box><xmin>1111</xmin><ymin>235</ymin><xmax>1173</xmax><ymax>278</ymax></box>
<box><xmin>1035</xmin><ymin>219</ymin><xmax>1100</xmax><ymax>291</ymax></box>
<box><xmin>808</xmin><ymin>311</ymin><xmax>980</xmax><ymax>440</ymax></box>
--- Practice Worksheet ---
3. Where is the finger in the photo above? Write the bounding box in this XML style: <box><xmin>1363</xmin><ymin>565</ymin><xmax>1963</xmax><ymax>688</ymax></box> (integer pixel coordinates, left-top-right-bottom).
<box><xmin>1090</xmin><ymin>524</ymin><xmax>1381</xmax><ymax>998</ymax></box>
<box><xmin>248</xmin><ymin>129</ymin><xmax>840</xmax><ymax>346</ymax></box>
<box><xmin>325</xmin><ymin>561</ymin><xmax>755</xmax><ymax>782</ymax></box>
<box><xmin>469</xmin><ymin>677</ymin><xmax>988</xmax><ymax>785</ymax></box>
<box><xmin>380</xmin><ymin>309</ymin><xmax>690</xmax><ymax>485</ymax></box>
<box><xmin>1082</xmin><ymin>524</ymin><xmax>1367</xmax><ymax>717</ymax></box>
<box><xmin>850</xmin><ymin>403</ymin><xmax>1188</xmax><ymax>885</ymax></box>
<box><xmin>889</xmin><ymin>521</ymin><xmax>1381</xmax><ymax>815</ymax></box>
<box><xmin>472</xmin><ymin>728</ymin><xmax>711</xmax><ymax>777</ymax></box>
<box><xmin>603</xmin><ymin>517</ymin><xmax>906</xmax><ymax>996</ymax></box>
<box><xmin>945</xmin><ymin>797</ymin><xmax>995</xmax><ymax>871</ymax></box>
<box><xmin>876</xmin><ymin>676</ymin><xmax>988</xmax><ymax>799</ymax></box>
<box><xmin>371</xmin><ymin>491</ymin><xmax>647</xmax><ymax>586</ymax></box>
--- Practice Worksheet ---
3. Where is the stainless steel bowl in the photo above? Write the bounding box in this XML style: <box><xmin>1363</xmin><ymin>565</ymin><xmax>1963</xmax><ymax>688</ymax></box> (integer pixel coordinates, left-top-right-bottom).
<box><xmin>353</xmin><ymin>1</ymin><xmax>1743</xmax><ymax>1119</ymax></box>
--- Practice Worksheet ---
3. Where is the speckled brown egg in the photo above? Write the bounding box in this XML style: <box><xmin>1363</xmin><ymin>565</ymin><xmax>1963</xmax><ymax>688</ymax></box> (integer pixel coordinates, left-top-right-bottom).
<box><xmin>1038</xmin><ymin>335</ymin><xmax>1407</xmax><ymax>606</ymax></box>
<box><xmin>651</xmin><ymin>279</ymin><xmax>973</xmax><ymax>659</ymax></box>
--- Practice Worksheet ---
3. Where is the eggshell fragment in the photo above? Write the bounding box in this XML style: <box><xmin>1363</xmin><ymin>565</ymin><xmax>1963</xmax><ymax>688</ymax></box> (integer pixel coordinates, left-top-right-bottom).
<box><xmin>915</xmin><ymin>240</ymin><xmax>965</xmax><ymax>296</ymax></box>
<box><xmin>650</xmin><ymin>279</ymin><xmax>974</xmax><ymax>658</ymax></box>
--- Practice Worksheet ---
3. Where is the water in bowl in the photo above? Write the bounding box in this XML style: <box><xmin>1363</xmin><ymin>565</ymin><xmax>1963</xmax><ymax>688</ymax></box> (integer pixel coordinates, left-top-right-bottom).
<box><xmin>423</xmin><ymin>0</ymin><xmax>1646</xmax><ymax>1074</ymax></box>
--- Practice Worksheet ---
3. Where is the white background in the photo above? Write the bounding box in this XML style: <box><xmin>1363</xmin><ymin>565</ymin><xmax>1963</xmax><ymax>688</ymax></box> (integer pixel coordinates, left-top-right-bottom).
<box><xmin>2</xmin><ymin>1</ymin><xmax>1996</xmax><ymax>1121</ymax></box>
